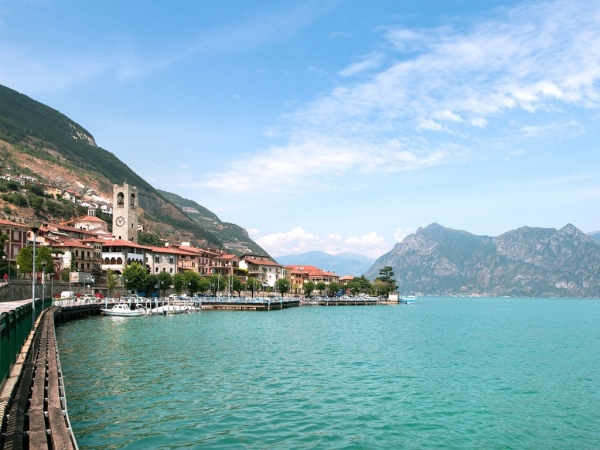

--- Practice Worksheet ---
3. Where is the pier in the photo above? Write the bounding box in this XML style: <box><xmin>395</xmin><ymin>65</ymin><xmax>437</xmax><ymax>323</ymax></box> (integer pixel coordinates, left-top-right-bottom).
<box><xmin>0</xmin><ymin>303</ymin><xmax>77</xmax><ymax>449</ymax></box>
<box><xmin>199</xmin><ymin>296</ymin><xmax>300</xmax><ymax>311</ymax></box>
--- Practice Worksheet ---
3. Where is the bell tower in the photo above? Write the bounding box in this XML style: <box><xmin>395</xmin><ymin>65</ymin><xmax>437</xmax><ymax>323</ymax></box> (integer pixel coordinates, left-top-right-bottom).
<box><xmin>112</xmin><ymin>183</ymin><xmax>138</xmax><ymax>243</ymax></box>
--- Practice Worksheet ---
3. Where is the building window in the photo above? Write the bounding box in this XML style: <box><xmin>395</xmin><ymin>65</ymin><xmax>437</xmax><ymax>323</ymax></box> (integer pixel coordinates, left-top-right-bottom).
<box><xmin>155</xmin><ymin>267</ymin><xmax>159</xmax><ymax>273</ymax></box>
<box><xmin>155</xmin><ymin>256</ymin><xmax>160</xmax><ymax>263</ymax></box>
<box><xmin>170</xmin><ymin>268</ymin><xmax>173</xmax><ymax>274</ymax></box>
<box><xmin>169</xmin><ymin>257</ymin><xmax>174</xmax><ymax>264</ymax></box>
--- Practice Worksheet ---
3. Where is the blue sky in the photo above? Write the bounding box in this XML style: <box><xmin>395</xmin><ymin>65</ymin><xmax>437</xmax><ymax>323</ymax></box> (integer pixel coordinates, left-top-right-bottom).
<box><xmin>1</xmin><ymin>0</ymin><xmax>599</xmax><ymax>258</ymax></box>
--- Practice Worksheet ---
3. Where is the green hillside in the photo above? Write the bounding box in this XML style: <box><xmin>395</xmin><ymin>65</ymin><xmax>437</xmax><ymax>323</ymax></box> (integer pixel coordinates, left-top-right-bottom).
<box><xmin>0</xmin><ymin>84</ymin><xmax>264</xmax><ymax>253</ymax></box>
<box><xmin>157</xmin><ymin>189</ymin><xmax>267</xmax><ymax>256</ymax></box>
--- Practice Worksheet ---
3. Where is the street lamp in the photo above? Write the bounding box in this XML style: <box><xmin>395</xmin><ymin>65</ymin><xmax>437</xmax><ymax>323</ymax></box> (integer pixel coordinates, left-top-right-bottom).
<box><xmin>41</xmin><ymin>260</ymin><xmax>47</xmax><ymax>301</ymax></box>
<box><xmin>30</xmin><ymin>221</ymin><xmax>41</xmax><ymax>327</ymax></box>
<box><xmin>1</xmin><ymin>255</ymin><xmax>7</xmax><ymax>280</ymax></box>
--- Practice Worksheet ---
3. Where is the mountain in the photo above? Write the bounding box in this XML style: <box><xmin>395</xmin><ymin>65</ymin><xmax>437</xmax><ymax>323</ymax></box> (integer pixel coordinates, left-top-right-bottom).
<box><xmin>364</xmin><ymin>223</ymin><xmax>600</xmax><ymax>298</ymax></box>
<box><xmin>589</xmin><ymin>232</ymin><xmax>600</xmax><ymax>243</ymax></box>
<box><xmin>275</xmin><ymin>251</ymin><xmax>375</xmax><ymax>276</ymax></box>
<box><xmin>157</xmin><ymin>190</ymin><xmax>266</xmax><ymax>255</ymax></box>
<box><xmin>0</xmin><ymin>84</ymin><xmax>266</xmax><ymax>255</ymax></box>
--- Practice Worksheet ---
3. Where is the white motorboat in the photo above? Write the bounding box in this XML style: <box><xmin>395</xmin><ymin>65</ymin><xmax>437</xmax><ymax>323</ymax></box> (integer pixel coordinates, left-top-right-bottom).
<box><xmin>149</xmin><ymin>305</ymin><xmax>195</xmax><ymax>315</ymax></box>
<box><xmin>400</xmin><ymin>295</ymin><xmax>417</xmax><ymax>304</ymax></box>
<box><xmin>100</xmin><ymin>303</ymin><xmax>145</xmax><ymax>317</ymax></box>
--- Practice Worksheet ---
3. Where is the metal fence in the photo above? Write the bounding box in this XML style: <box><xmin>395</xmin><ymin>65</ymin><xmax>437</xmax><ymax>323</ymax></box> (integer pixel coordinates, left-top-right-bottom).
<box><xmin>0</xmin><ymin>298</ymin><xmax>52</xmax><ymax>386</ymax></box>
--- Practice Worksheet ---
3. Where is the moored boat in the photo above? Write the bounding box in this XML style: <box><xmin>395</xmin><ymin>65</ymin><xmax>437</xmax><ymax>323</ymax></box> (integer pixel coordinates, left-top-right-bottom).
<box><xmin>400</xmin><ymin>295</ymin><xmax>417</xmax><ymax>304</ymax></box>
<box><xmin>100</xmin><ymin>303</ymin><xmax>145</xmax><ymax>317</ymax></box>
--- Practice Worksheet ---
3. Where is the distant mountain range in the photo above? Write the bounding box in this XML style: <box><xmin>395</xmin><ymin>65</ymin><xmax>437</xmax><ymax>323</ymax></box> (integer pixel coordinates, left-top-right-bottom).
<box><xmin>364</xmin><ymin>223</ymin><xmax>600</xmax><ymax>298</ymax></box>
<box><xmin>589</xmin><ymin>232</ymin><xmax>600</xmax><ymax>243</ymax></box>
<box><xmin>275</xmin><ymin>251</ymin><xmax>375</xmax><ymax>276</ymax></box>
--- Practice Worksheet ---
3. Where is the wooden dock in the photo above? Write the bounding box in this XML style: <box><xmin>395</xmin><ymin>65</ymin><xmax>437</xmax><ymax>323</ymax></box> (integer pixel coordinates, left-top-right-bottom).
<box><xmin>317</xmin><ymin>298</ymin><xmax>380</xmax><ymax>306</ymax></box>
<box><xmin>1</xmin><ymin>306</ymin><xmax>77</xmax><ymax>449</ymax></box>
<box><xmin>200</xmin><ymin>297</ymin><xmax>300</xmax><ymax>311</ymax></box>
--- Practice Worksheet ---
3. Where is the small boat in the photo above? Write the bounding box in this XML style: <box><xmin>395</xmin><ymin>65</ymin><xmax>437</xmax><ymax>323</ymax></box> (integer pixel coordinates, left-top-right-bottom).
<box><xmin>400</xmin><ymin>295</ymin><xmax>417</xmax><ymax>304</ymax></box>
<box><xmin>100</xmin><ymin>303</ymin><xmax>145</xmax><ymax>317</ymax></box>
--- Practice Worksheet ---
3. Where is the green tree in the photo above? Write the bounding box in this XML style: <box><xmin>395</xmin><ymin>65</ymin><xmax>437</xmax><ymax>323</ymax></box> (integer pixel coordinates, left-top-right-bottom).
<box><xmin>0</xmin><ymin>232</ymin><xmax>8</xmax><ymax>260</ymax></box>
<box><xmin>106</xmin><ymin>269</ymin><xmax>118</xmax><ymax>298</ymax></box>
<box><xmin>173</xmin><ymin>273</ymin><xmax>186</xmax><ymax>295</ymax></box>
<box><xmin>327</xmin><ymin>281</ymin><xmax>341</xmax><ymax>297</ymax></box>
<box><xmin>198</xmin><ymin>277</ymin><xmax>211</xmax><ymax>295</ymax></box>
<box><xmin>231</xmin><ymin>276</ymin><xmax>243</xmax><ymax>297</ymax></box>
<box><xmin>347</xmin><ymin>275</ymin><xmax>373</xmax><ymax>295</ymax></box>
<box><xmin>184</xmin><ymin>270</ymin><xmax>201</xmax><ymax>295</ymax></box>
<box><xmin>37</xmin><ymin>247</ymin><xmax>55</xmax><ymax>276</ymax></box>
<box><xmin>16</xmin><ymin>246</ymin><xmax>54</xmax><ymax>274</ymax></box>
<box><xmin>59</xmin><ymin>269</ymin><xmax>69</xmax><ymax>282</ymax></box>
<box><xmin>209</xmin><ymin>274</ymin><xmax>227</xmax><ymax>295</ymax></box>
<box><xmin>303</xmin><ymin>280</ymin><xmax>316</xmax><ymax>297</ymax></box>
<box><xmin>376</xmin><ymin>266</ymin><xmax>398</xmax><ymax>291</ymax></box>
<box><xmin>316</xmin><ymin>281</ymin><xmax>327</xmax><ymax>296</ymax></box>
<box><xmin>142</xmin><ymin>274</ymin><xmax>158</xmax><ymax>297</ymax></box>
<box><xmin>246</xmin><ymin>277</ymin><xmax>261</xmax><ymax>297</ymax></box>
<box><xmin>122</xmin><ymin>262</ymin><xmax>148</xmax><ymax>294</ymax></box>
<box><xmin>275</xmin><ymin>278</ymin><xmax>290</xmax><ymax>297</ymax></box>
<box><xmin>373</xmin><ymin>279</ymin><xmax>393</xmax><ymax>297</ymax></box>
<box><xmin>156</xmin><ymin>271</ymin><xmax>173</xmax><ymax>297</ymax></box>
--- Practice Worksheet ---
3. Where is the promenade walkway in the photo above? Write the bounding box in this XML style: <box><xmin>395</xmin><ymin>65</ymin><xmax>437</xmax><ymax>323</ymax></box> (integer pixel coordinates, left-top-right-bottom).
<box><xmin>0</xmin><ymin>301</ymin><xmax>78</xmax><ymax>449</ymax></box>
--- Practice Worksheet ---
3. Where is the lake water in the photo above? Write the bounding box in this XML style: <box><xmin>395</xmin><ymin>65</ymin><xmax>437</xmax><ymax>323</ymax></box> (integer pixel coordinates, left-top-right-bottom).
<box><xmin>56</xmin><ymin>297</ymin><xmax>600</xmax><ymax>449</ymax></box>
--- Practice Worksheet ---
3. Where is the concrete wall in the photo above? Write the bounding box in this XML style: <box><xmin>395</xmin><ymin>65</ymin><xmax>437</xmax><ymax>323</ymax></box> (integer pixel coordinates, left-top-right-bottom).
<box><xmin>0</xmin><ymin>280</ymin><xmax>126</xmax><ymax>302</ymax></box>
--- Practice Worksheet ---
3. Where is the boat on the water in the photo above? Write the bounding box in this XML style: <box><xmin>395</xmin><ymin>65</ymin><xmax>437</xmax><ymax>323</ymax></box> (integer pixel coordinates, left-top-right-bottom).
<box><xmin>149</xmin><ymin>305</ymin><xmax>195</xmax><ymax>315</ymax></box>
<box><xmin>400</xmin><ymin>295</ymin><xmax>417</xmax><ymax>304</ymax></box>
<box><xmin>100</xmin><ymin>303</ymin><xmax>145</xmax><ymax>317</ymax></box>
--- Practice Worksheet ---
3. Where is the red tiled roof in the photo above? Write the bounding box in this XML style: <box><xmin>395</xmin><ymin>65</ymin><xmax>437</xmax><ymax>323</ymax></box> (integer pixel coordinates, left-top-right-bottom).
<box><xmin>0</xmin><ymin>219</ymin><xmax>28</xmax><ymax>229</ymax></box>
<box><xmin>244</xmin><ymin>257</ymin><xmax>281</xmax><ymax>267</ymax></box>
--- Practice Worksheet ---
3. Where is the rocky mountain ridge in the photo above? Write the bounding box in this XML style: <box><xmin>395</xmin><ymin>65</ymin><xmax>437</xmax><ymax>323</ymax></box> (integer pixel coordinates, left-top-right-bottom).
<box><xmin>365</xmin><ymin>223</ymin><xmax>600</xmax><ymax>297</ymax></box>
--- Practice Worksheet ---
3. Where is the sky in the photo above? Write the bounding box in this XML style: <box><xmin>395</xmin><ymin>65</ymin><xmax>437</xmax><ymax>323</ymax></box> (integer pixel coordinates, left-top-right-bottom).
<box><xmin>1</xmin><ymin>0</ymin><xmax>600</xmax><ymax>258</ymax></box>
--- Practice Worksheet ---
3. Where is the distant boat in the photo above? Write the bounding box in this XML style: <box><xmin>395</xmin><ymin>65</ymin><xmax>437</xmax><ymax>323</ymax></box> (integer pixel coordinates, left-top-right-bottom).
<box><xmin>100</xmin><ymin>303</ymin><xmax>144</xmax><ymax>317</ymax></box>
<box><xmin>400</xmin><ymin>295</ymin><xmax>417</xmax><ymax>304</ymax></box>
<box><xmin>149</xmin><ymin>305</ymin><xmax>195</xmax><ymax>315</ymax></box>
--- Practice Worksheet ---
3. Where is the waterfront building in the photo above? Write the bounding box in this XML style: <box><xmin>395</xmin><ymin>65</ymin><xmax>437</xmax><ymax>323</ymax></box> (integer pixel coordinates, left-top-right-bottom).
<box><xmin>146</xmin><ymin>246</ymin><xmax>180</xmax><ymax>275</ymax></box>
<box><xmin>211</xmin><ymin>253</ymin><xmax>240</xmax><ymax>277</ymax></box>
<box><xmin>101</xmin><ymin>239</ymin><xmax>149</xmax><ymax>274</ymax></box>
<box><xmin>239</xmin><ymin>255</ymin><xmax>284</xmax><ymax>288</ymax></box>
<box><xmin>0</xmin><ymin>218</ymin><xmax>28</xmax><ymax>268</ymax></box>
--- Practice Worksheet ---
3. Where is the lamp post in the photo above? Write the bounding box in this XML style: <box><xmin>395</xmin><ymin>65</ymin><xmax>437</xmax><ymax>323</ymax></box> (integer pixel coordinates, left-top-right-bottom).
<box><xmin>30</xmin><ymin>221</ymin><xmax>41</xmax><ymax>327</ymax></box>
<box><xmin>41</xmin><ymin>260</ymin><xmax>47</xmax><ymax>302</ymax></box>
<box><xmin>1</xmin><ymin>255</ymin><xmax>6</xmax><ymax>281</ymax></box>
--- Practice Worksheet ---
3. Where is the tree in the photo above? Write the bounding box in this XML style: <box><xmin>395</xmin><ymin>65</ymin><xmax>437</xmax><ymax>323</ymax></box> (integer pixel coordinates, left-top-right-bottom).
<box><xmin>0</xmin><ymin>232</ymin><xmax>8</xmax><ymax>261</ymax></box>
<box><xmin>347</xmin><ymin>275</ymin><xmax>373</xmax><ymax>295</ymax></box>
<box><xmin>376</xmin><ymin>266</ymin><xmax>398</xmax><ymax>291</ymax></box>
<box><xmin>106</xmin><ymin>269</ymin><xmax>118</xmax><ymax>298</ymax></box>
<box><xmin>231</xmin><ymin>276</ymin><xmax>243</xmax><ymax>297</ymax></box>
<box><xmin>373</xmin><ymin>279</ymin><xmax>393</xmax><ymax>297</ymax></box>
<box><xmin>198</xmin><ymin>277</ymin><xmax>211</xmax><ymax>295</ymax></box>
<box><xmin>316</xmin><ymin>281</ymin><xmax>327</xmax><ymax>296</ymax></box>
<box><xmin>184</xmin><ymin>270</ymin><xmax>201</xmax><ymax>295</ymax></box>
<box><xmin>16</xmin><ymin>246</ymin><xmax>55</xmax><ymax>275</ymax></box>
<box><xmin>156</xmin><ymin>271</ymin><xmax>173</xmax><ymax>297</ymax></box>
<box><xmin>173</xmin><ymin>273</ymin><xmax>186</xmax><ymax>295</ymax></box>
<box><xmin>246</xmin><ymin>277</ymin><xmax>261</xmax><ymax>297</ymax></box>
<box><xmin>121</xmin><ymin>263</ymin><xmax>148</xmax><ymax>294</ymax></box>
<box><xmin>327</xmin><ymin>281</ymin><xmax>341</xmax><ymax>297</ymax></box>
<box><xmin>303</xmin><ymin>280</ymin><xmax>316</xmax><ymax>297</ymax></box>
<box><xmin>275</xmin><ymin>278</ymin><xmax>290</xmax><ymax>297</ymax></box>
<box><xmin>209</xmin><ymin>274</ymin><xmax>227</xmax><ymax>295</ymax></box>
<box><xmin>142</xmin><ymin>274</ymin><xmax>159</xmax><ymax>297</ymax></box>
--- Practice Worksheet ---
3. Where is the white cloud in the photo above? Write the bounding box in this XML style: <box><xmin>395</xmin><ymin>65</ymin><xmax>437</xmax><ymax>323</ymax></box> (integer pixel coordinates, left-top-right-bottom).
<box><xmin>256</xmin><ymin>227</ymin><xmax>392</xmax><ymax>258</ymax></box>
<box><xmin>201</xmin><ymin>0</ymin><xmax>600</xmax><ymax>195</ymax></box>
<box><xmin>339</xmin><ymin>53</ymin><xmax>383</xmax><ymax>77</ymax></box>
<box><xmin>393</xmin><ymin>227</ymin><xmax>416</xmax><ymax>242</ymax></box>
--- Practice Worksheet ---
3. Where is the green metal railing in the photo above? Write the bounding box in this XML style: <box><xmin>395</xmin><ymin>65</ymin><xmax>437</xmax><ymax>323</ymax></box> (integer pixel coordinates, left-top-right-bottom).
<box><xmin>0</xmin><ymin>298</ymin><xmax>52</xmax><ymax>385</ymax></box>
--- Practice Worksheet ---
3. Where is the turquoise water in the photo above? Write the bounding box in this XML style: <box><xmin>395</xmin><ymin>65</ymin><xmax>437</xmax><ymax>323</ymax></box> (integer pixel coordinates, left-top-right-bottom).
<box><xmin>56</xmin><ymin>298</ymin><xmax>600</xmax><ymax>449</ymax></box>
